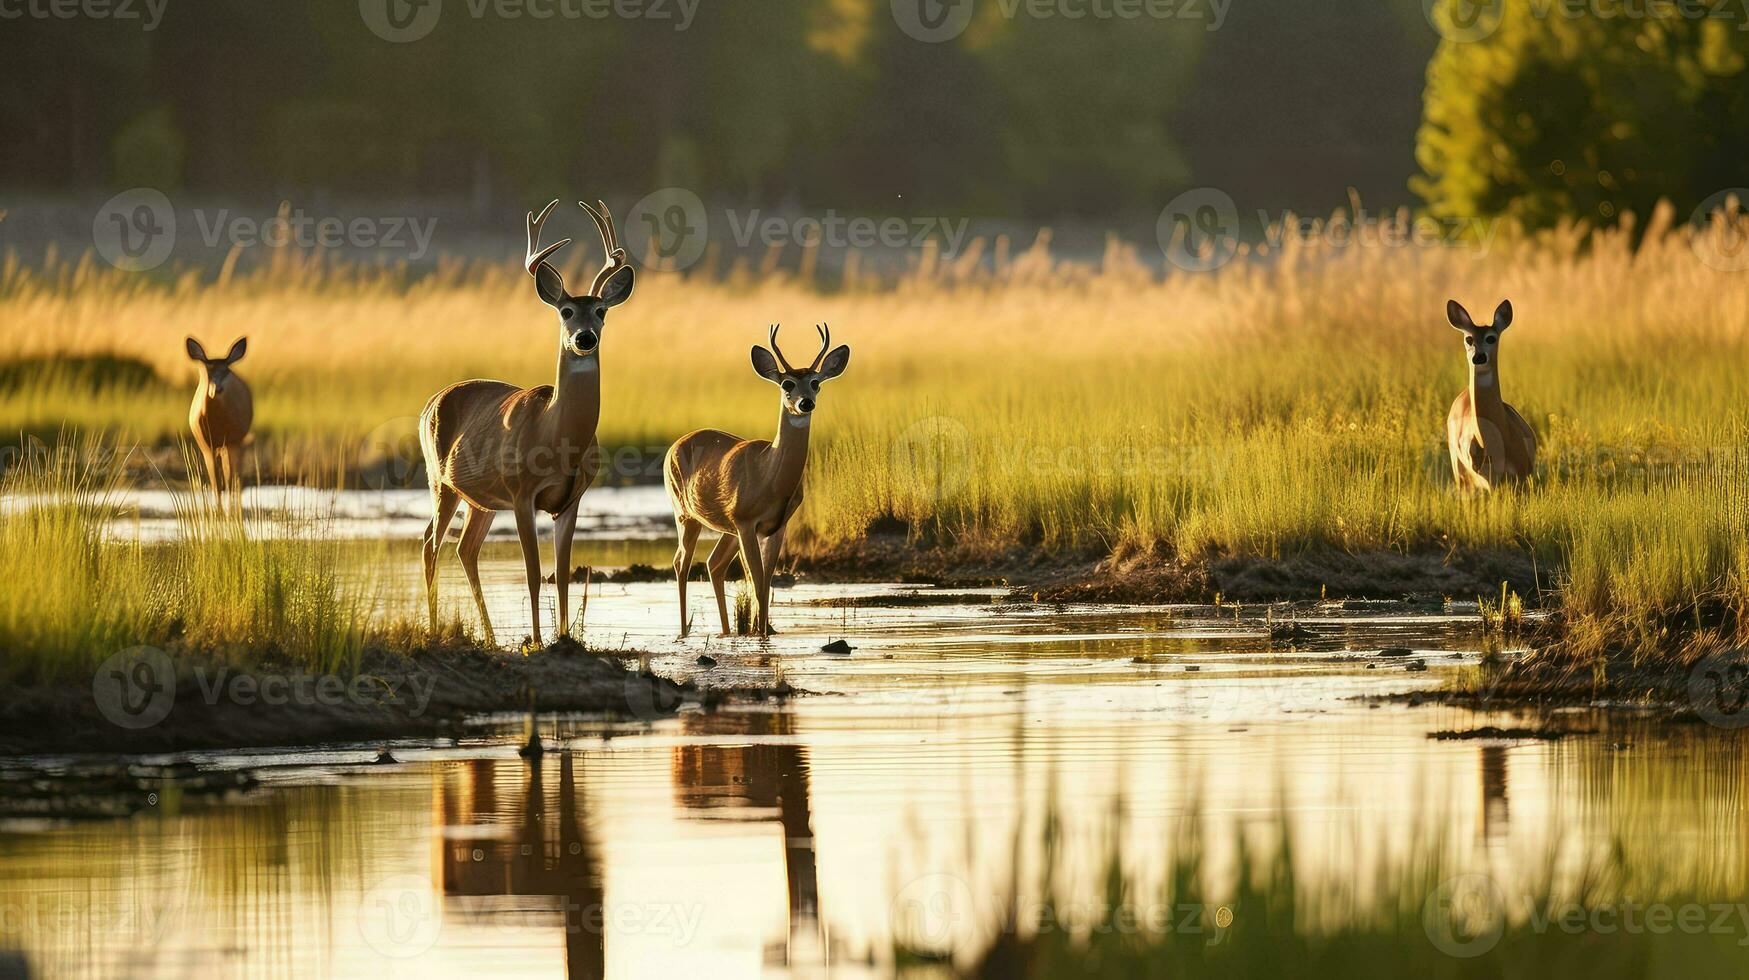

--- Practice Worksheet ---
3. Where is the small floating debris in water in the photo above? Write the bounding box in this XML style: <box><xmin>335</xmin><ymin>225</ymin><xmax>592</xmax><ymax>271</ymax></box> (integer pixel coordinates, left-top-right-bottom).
<box><xmin>696</xmin><ymin>654</ymin><xmax>717</xmax><ymax>668</ymax></box>
<box><xmin>1431</xmin><ymin>726</ymin><xmax>1590</xmax><ymax>741</ymax></box>
<box><xmin>518</xmin><ymin>734</ymin><xmax>543</xmax><ymax>758</ymax></box>
<box><xmin>1376</xmin><ymin>647</ymin><xmax>1414</xmax><ymax>658</ymax></box>
<box><xmin>372</xmin><ymin>748</ymin><xmax>398</xmax><ymax>765</ymax></box>
<box><xmin>773</xmin><ymin>679</ymin><xmax>795</xmax><ymax>697</ymax></box>
<box><xmin>1405</xmin><ymin>660</ymin><xmax>1428</xmax><ymax>672</ymax></box>
<box><xmin>1183</xmin><ymin>664</ymin><xmax>1202</xmax><ymax>672</ymax></box>
<box><xmin>1268</xmin><ymin>622</ymin><xmax>1318</xmax><ymax>644</ymax></box>
<box><xmin>821</xmin><ymin>639</ymin><xmax>854</xmax><ymax>654</ymax></box>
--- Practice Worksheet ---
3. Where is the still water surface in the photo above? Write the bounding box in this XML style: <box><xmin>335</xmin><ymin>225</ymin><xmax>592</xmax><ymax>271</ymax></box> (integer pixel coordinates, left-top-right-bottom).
<box><xmin>1</xmin><ymin>520</ymin><xmax>1746</xmax><ymax>977</ymax></box>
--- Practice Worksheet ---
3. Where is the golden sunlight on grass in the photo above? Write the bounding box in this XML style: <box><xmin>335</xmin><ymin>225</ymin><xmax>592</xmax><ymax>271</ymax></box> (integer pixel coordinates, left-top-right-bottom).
<box><xmin>3</xmin><ymin>202</ymin><xmax>1747</xmax><ymax>658</ymax></box>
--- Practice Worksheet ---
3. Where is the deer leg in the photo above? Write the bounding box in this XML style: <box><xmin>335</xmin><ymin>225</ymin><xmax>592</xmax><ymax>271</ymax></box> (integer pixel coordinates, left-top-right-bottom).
<box><xmin>759</xmin><ymin>524</ymin><xmax>787</xmax><ymax>635</ymax></box>
<box><xmin>222</xmin><ymin>445</ymin><xmax>242</xmax><ymax>502</ymax></box>
<box><xmin>423</xmin><ymin>485</ymin><xmax>461</xmax><ymax>631</ymax></box>
<box><xmin>513</xmin><ymin>498</ymin><xmax>544</xmax><ymax>648</ymax></box>
<box><xmin>196</xmin><ymin>443</ymin><xmax>219</xmax><ymax>504</ymax></box>
<box><xmin>554</xmin><ymin>500</ymin><xmax>579</xmax><ymax>639</ymax></box>
<box><xmin>457</xmin><ymin>506</ymin><xmax>495</xmax><ymax>648</ymax></box>
<box><xmin>706</xmin><ymin>533</ymin><xmax>738</xmax><ymax>637</ymax></box>
<box><xmin>734</xmin><ymin>523</ymin><xmax>769</xmax><ymax>638</ymax></box>
<box><xmin>673</xmin><ymin>519</ymin><xmax>703</xmax><ymax>638</ymax></box>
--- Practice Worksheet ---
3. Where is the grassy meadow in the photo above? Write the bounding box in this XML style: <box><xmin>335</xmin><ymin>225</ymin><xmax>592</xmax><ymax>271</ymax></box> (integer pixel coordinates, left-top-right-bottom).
<box><xmin>3</xmin><ymin>201</ymin><xmax>1748</xmax><ymax>665</ymax></box>
<box><xmin>0</xmin><ymin>445</ymin><xmax>437</xmax><ymax>683</ymax></box>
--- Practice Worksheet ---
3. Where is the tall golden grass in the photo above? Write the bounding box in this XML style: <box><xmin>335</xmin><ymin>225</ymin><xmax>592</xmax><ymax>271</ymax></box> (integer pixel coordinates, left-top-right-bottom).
<box><xmin>0</xmin><ymin>444</ymin><xmax>421</xmax><ymax>681</ymax></box>
<box><xmin>3</xmin><ymin>201</ymin><xmax>1747</xmax><ymax>657</ymax></box>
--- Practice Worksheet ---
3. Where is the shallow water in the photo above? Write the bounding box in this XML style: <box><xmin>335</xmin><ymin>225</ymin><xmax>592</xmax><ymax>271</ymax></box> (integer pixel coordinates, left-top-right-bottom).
<box><xmin>3</xmin><ymin>485</ymin><xmax>675</xmax><ymax>542</ymax></box>
<box><xmin>3</xmin><ymin>567</ymin><xmax>1747</xmax><ymax>977</ymax></box>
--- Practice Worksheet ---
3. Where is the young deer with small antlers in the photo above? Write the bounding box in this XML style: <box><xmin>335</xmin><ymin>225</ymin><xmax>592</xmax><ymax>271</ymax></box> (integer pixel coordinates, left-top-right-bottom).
<box><xmin>665</xmin><ymin>324</ymin><xmax>850</xmax><ymax>637</ymax></box>
<box><xmin>185</xmin><ymin>336</ymin><xmax>252</xmax><ymax>500</ymax></box>
<box><xmin>419</xmin><ymin>200</ymin><xmax>634</xmax><ymax>647</ymax></box>
<box><xmin>1446</xmin><ymin>299</ymin><xmax>1537</xmax><ymax>492</ymax></box>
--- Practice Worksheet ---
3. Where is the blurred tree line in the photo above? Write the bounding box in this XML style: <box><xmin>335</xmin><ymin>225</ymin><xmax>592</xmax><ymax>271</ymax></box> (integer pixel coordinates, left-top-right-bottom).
<box><xmin>4</xmin><ymin>0</ymin><xmax>1739</xmax><ymax>227</ymax></box>
<box><xmin>1416</xmin><ymin>1</ymin><xmax>1749</xmax><ymax>228</ymax></box>
<box><xmin>0</xmin><ymin>0</ymin><xmax>1432</xmax><ymax>220</ymax></box>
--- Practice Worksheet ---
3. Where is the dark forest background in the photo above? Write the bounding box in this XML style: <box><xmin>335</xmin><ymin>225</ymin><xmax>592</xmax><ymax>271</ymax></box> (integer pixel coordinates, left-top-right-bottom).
<box><xmin>3</xmin><ymin>0</ymin><xmax>1747</xmax><ymax>229</ymax></box>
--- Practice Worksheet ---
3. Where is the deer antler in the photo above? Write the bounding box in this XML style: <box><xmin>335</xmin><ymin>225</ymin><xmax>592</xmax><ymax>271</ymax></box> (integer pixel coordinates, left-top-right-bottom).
<box><xmin>579</xmin><ymin>199</ymin><xmax>630</xmax><ymax>298</ymax></box>
<box><xmin>526</xmin><ymin>200</ymin><xmax>571</xmax><ymax>280</ymax></box>
<box><xmin>768</xmin><ymin>323</ymin><xmax>795</xmax><ymax>373</ymax></box>
<box><xmin>808</xmin><ymin>323</ymin><xmax>831</xmax><ymax>371</ymax></box>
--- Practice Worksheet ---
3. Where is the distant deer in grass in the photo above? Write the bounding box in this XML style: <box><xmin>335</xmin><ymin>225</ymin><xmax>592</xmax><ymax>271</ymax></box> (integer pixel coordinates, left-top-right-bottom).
<box><xmin>665</xmin><ymin>324</ymin><xmax>850</xmax><ymax>638</ymax></box>
<box><xmin>419</xmin><ymin>200</ymin><xmax>635</xmax><ymax>648</ymax></box>
<box><xmin>185</xmin><ymin>336</ymin><xmax>252</xmax><ymax>500</ymax></box>
<box><xmin>1446</xmin><ymin>299</ymin><xmax>1537</xmax><ymax>492</ymax></box>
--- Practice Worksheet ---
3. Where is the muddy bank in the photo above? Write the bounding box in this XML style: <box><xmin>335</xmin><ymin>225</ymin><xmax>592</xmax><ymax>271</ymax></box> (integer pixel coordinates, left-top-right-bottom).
<box><xmin>1386</xmin><ymin>637</ymin><xmax>1749</xmax><ymax>727</ymax></box>
<box><xmin>0</xmin><ymin>638</ymin><xmax>696</xmax><ymax>755</ymax></box>
<box><xmin>795</xmin><ymin>535</ymin><xmax>1543</xmax><ymax>606</ymax></box>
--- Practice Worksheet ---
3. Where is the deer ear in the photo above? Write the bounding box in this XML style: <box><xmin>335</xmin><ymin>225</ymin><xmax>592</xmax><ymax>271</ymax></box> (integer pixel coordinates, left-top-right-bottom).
<box><xmin>818</xmin><ymin>345</ymin><xmax>851</xmax><ymax>380</ymax></box>
<box><xmin>533</xmin><ymin>264</ymin><xmax>566</xmax><ymax>308</ymax></box>
<box><xmin>598</xmin><ymin>266</ymin><xmax>634</xmax><ymax>308</ymax></box>
<box><xmin>1492</xmin><ymin>300</ymin><xmax>1513</xmax><ymax>331</ymax></box>
<box><xmin>185</xmin><ymin>336</ymin><xmax>208</xmax><ymax>361</ymax></box>
<box><xmin>224</xmin><ymin>337</ymin><xmax>247</xmax><ymax>363</ymax></box>
<box><xmin>1446</xmin><ymin>300</ymin><xmax>1475</xmax><ymax>331</ymax></box>
<box><xmin>751</xmin><ymin>346</ymin><xmax>782</xmax><ymax>383</ymax></box>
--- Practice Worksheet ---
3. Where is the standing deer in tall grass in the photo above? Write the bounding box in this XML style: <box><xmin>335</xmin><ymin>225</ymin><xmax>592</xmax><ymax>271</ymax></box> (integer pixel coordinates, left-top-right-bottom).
<box><xmin>419</xmin><ymin>200</ymin><xmax>634</xmax><ymax>647</ymax></box>
<box><xmin>185</xmin><ymin>336</ymin><xmax>252</xmax><ymax>500</ymax></box>
<box><xmin>1446</xmin><ymin>299</ymin><xmax>1537</xmax><ymax>492</ymax></box>
<box><xmin>665</xmin><ymin>324</ymin><xmax>851</xmax><ymax>638</ymax></box>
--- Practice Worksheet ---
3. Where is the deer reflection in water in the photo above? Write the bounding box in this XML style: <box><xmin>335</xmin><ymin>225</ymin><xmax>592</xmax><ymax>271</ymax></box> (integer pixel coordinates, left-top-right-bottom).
<box><xmin>435</xmin><ymin>752</ymin><xmax>606</xmax><ymax>979</ymax></box>
<box><xmin>669</xmin><ymin>711</ymin><xmax>829</xmax><ymax>968</ymax></box>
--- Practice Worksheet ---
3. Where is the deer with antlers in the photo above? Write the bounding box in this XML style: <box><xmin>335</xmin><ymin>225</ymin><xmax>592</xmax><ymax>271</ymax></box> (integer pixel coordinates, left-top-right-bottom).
<box><xmin>185</xmin><ymin>335</ymin><xmax>252</xmax><ymax>501</ymax></box>
<box><xmin>419</xmin><ymin>200</ymin><xmax>634</xmax><ymax>647</ymax></box>
<box><xmin>665</xmin><ymin>324</ymin><xmax>851</xmax><ymax>638</ymax></box>
<box><xmin>1446</xmin><ymin>299</ymin><xmax>1537</xmax><ymax>492</ymax></box>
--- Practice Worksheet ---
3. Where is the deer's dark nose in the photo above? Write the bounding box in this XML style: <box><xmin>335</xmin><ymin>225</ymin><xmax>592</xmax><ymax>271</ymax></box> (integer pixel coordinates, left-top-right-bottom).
<box><xmin>1471</xmin><ymin>353</ymin><xmax>1488</xmax><ymax>366</ymax></box>
<box><xmin>574</xmin><ymin>330</ymin><xmax>599</xmax><ymax>353</ymax></box>
<box><xmin>798</xmin><ymin>397</ymin><xmax>815</xmax><ymax>413</ymax></box>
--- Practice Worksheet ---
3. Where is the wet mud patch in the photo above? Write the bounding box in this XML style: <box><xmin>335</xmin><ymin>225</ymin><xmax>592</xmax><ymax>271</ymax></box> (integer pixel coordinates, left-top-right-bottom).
<box><xmin>0</xmin><ymin>760</ymin><xmax>259</xmax><ymax>822</ymax></box>
<box><xmin>0</xmin><ymin>638</ymin><xmax>692</xmax><ymax>755</ymax></box>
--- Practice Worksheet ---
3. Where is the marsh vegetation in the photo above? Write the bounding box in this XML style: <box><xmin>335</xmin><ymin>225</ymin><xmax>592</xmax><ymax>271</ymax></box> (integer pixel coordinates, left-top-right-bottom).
<box><xmin>3</xmin><ymin>201</ymin><xmax>1747</xmax><ymax>675</ymax></box>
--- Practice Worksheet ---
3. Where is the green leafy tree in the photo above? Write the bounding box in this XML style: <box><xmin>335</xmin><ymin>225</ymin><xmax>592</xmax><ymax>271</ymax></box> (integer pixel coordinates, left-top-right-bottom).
<box><xmin>1414</xmin><ymin>3</ymin><xmax>1749</xmax><ymax>228</ymax></box>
